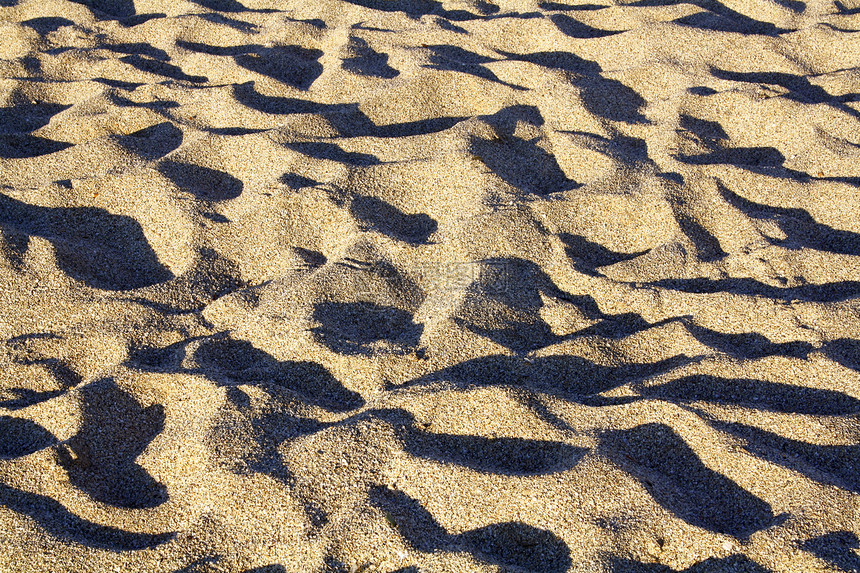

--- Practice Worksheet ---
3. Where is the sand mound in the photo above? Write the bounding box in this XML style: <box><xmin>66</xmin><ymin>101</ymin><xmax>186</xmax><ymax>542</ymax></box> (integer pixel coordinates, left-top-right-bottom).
<box><xmin>1</xmin><ymin>0</ymin><xmax>859</xmax><ymax>571</ymax></box>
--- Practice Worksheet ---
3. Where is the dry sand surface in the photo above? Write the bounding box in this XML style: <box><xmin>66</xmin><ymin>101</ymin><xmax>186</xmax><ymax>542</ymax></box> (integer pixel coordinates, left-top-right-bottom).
<box><xmin>1</xmin><ymin>0</ymin><xmax>860</xmax><ymax>571</ymax></box>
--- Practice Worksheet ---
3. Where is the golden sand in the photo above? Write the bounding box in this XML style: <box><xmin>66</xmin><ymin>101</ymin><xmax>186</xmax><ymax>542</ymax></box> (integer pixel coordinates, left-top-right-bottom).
<box><xmin>1</xmin><ymin>0</ymin><xmax>859</xmax><ymax>571</ymax></box>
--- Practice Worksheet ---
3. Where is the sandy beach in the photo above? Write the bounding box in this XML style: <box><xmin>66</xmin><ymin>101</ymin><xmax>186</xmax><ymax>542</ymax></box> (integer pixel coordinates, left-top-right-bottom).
<box><xmin>1</xmin><ymin>0</ymin><xmax>859</xmax><ymax>571</ymax></box>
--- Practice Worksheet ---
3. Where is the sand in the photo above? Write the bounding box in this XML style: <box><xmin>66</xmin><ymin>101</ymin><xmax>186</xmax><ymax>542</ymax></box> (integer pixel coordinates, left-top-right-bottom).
<box><xmin>0</xmin><ymin>0</ymin><xmax>859</xmax><ymax>571</ymax></box>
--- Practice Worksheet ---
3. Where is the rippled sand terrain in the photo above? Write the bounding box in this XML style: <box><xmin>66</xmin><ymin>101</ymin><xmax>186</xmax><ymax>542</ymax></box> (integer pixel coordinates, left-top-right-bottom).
<box><xmin>1</xmin><ymin>0</ymin><xmax>859</xmax><ymax>571</ymax></box>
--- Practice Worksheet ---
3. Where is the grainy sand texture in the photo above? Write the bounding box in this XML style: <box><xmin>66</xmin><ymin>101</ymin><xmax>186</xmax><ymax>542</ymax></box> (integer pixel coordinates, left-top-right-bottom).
<box><xmin>1</xmin><ymin>0</ymin><xmax>859</xmax><ymax>571</ymax></box>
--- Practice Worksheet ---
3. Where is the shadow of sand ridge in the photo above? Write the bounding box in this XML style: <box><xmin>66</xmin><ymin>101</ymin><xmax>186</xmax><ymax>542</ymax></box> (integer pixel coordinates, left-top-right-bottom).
<box><xmin>370</xmin><ymin>485</ymin><xmax>572</xmax><ymax>572</ymax></box>
<box><xmin>0</xmin><ymin>192</ymin><xmax>174</xmax><ymax>290</ymax></box>
<box><xmin>56</xmin><ymin>379</ymin><xmax>168</xmax><ymax>509</ymax></box>
<box><xmin>0</xmin><ymin>483</ymin><xmax>174</xmax><ymax>550</ymax></box>
<box><xmin>600</xmin><ymin>423</ymin><xmax>780</xmax><ymax>539</ymax></box>
<box><xmin>706</xmin><ymin>418</ymin><xmax>860</xmax><ymax>494</ymax></box>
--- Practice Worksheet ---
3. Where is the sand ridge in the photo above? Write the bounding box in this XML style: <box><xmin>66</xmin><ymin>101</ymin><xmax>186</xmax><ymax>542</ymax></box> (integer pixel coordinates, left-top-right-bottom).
<box><xmin>1</xmin><ymin>0</ymin><xmax>859</xmax><ymax>571</ymax></box>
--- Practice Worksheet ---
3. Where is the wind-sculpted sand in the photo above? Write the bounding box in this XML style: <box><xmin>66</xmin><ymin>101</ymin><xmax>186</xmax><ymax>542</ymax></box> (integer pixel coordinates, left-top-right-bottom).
<box><xmin>1</xmin><ymin>0</ymin><xmax>859</xmax><ymax>571</ymax></box>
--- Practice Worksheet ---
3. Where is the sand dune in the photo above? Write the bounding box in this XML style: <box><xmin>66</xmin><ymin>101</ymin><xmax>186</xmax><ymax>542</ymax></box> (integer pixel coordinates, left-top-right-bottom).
<box><xmin>1</xmin><ymin>0</ymin><xmax>859</xmax><ymax>571</ymax></box>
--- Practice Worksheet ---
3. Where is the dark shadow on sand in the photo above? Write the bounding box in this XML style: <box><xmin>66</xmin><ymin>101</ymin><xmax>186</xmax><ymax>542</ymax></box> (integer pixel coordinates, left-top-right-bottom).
<box><xmin>370</xmin><ymin>485</ymin><xmax>572</xmax><ymax>572</ymax></box>
<box><xmin>0</xmin><ymin>416</ymin><xmax>56</xmax><ymax>458</ymax></box>
<box><xmin>57</xmin><ymin>379</ymin><xmax>168</xmax><ymax>509</ymax></box>
<box><xmin>600</xmin><ymin>423</ymin><xmax>780</xmax><ymax>539</ymax></box>
<box><xmin>157</xmin><ymin>160</ymin><xmax>243</xmax><ymax>201</ymax></box>
<box><xmin>639</xmin><ymin>375</ymin><xmax>860</xmax><ymax>415</ymax></box>
<box><xmin>349</xmin><ymin>195</ymin><xmax>437</xmax><ymax>244</ymax></box>
<box><xmin>707</xmin><ymin>419</ymin><xmax>860</xmax><ymax>494</ymax></box>
<box><xmin>0</xmin><ymin>482</ymin><xmax>174</xmax><ymax>550</ymax></box>
<box><xmin>800</xmin><ymin>531</ymin><xmax>860</xmax><ymax>573</ymax></box>
<box><xmin>311</xmin><ymin>302</ymin><xmax>423</xmax><ymax>355</ymax></box>
<box><xmin>610</xmin><ymin>554</ymin><xmax>771</xmax><ymax>572</ymax></box>
<box><xmin>0</xmin><ymin>192</ymin><xmax>174</xmax><ymax>290</ymax></box>
<box><xmin>494</xmin><ymin>52</ymin><xmax>649</xmax><ymax>123</ymax></box>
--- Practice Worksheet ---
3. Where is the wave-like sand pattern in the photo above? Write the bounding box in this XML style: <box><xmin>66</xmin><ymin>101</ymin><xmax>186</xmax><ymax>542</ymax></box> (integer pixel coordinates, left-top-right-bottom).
<box><xmin>1</xmin><ymin>0</ymin><xmax>859</xmax><ymax>571</ymax></box>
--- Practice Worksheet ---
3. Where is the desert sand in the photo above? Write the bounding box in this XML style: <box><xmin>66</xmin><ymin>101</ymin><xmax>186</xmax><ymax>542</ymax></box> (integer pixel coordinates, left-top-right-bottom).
<box><xmin>1</xmin><ymin>0</ymin><xmax>859</xmax><ymax>571</ymax></box>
